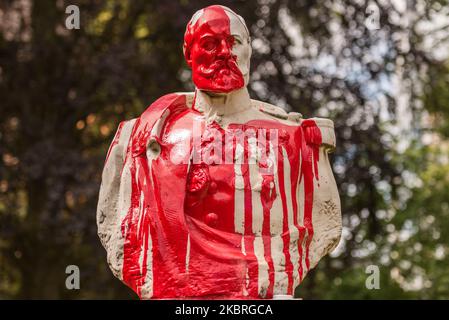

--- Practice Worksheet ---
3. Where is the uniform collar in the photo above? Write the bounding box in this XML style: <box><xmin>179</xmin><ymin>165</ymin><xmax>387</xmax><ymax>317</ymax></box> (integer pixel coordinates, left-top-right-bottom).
<box><xmin>192</xmin><ymin>87</ymin><xmax>252</xmax><ymax>118</ymax></box>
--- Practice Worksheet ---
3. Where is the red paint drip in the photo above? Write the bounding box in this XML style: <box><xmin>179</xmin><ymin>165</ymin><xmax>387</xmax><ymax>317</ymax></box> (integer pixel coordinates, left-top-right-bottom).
<box><xmin>243</xmin><ymin>119</ymin><xmax>322</xmax><ymax>284</ymax></box>
<box><xmin>121</xmin><ymin>94</ymin><xmax>192</xmax><ymax>297</ymax></box>
<box><xmin>299</xmin><ymin>119</ymin><xmax>322</xmax><ymax>271</ymax></box>
<box><xmin>290</xmin><ymin>129</ymin><xmax>306</xmax><ymax>282</ymax></box>
<box><xmin>260</xmin><ymin>173</ymin><xmax>276</xmax><ymax>298</ymax></box>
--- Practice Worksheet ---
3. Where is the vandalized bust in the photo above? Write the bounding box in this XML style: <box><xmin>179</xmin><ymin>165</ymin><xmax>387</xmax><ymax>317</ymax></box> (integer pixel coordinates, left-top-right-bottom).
<box><xmin>97</xmin><ymin>5</ymin><xmax>342</xmax><ymax>299</ymax></box>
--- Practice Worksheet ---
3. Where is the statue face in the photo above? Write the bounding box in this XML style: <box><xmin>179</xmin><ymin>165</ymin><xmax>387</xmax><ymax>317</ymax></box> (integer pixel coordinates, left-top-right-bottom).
<box><xmin>184</xmin><ymin>6</ymin><xmax>252</xmax><ymax>93</ymax></box>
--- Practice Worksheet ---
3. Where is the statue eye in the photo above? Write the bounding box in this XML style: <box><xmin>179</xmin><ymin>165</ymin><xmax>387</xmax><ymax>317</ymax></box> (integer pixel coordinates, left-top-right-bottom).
<box><xmin>231</xmin><ymin>35</ymin><xmax>242</xmax><ymax>45</ymax></box>
<box><xmin>201</xmin><ymin>38</ymin><xmax>217</xmax><ymax>51</ymax></box>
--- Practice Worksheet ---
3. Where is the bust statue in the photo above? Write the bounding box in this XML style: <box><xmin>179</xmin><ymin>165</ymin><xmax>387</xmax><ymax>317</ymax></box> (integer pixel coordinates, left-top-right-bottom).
<box><xmin>97</xmin><ymin>5</ymin><xmax>342</xmax><ymax>299</ymax></box>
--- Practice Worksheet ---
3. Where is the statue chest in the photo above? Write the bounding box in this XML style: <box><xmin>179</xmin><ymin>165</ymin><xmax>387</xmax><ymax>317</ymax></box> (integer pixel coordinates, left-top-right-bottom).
<box><xmin>182</xmin><ymin>119</ymin><xmax>318</xmax><ymax>235</ymax></box>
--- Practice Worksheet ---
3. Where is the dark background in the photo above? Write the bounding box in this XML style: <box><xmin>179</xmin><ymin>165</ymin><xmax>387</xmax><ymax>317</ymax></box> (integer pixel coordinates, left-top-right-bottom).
<box><xmin>1</xmin><ymin>0</ymin><xmax>449</xmax><ymax>299</ymax></box>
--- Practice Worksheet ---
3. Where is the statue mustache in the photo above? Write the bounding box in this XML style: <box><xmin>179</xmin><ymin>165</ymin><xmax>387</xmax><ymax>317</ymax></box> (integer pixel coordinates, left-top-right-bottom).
<box><xmin>198</xmin><ymin>58</ymin><xmax>241</xmax><ymax>78</ymax></box>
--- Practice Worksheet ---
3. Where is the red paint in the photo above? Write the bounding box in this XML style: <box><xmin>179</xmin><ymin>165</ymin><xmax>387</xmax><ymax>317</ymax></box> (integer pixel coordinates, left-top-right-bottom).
<box><xmin>260</xmin><ymin>172</ymin><xmax>276</xmax><ymax>298</ymax></box>
<box><xmin>117</xmin><ymin>93</ymin><xmax>322</xmax><ymax>299</ymax></box>
<box><xmin>289</xmin><ymin>129</ymin><xmax>306</xmax><ymax>281</ymax></box>
<box><xmin>184</xmin><ymin>5</ymin><xmax>244</xmax><ymax>93</ymax></box>
<box><xmin>121</xmin><ymin>94</ymin><xmax>192</xmax><ymax>297</ymax></box>
<box><xmin>300</xmin><ymin>120</ymin><xmax>322</xmax><ymax>270</ymax></box>
<box><xmin>184</xmin><ymin>122</ymin><xmax>237</xmax><ymax>233</ymax></box>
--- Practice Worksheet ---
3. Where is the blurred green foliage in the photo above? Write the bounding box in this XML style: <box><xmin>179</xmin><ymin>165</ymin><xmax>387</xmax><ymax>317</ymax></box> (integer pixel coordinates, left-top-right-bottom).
<box><xmin>0</xmin><ymin>0</ymin><xmax>448</xmax><ymax>299</ymax></box>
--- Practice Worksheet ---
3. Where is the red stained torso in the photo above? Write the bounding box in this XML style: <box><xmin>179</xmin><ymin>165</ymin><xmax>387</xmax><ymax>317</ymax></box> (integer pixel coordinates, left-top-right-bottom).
<box><xmin>163</xmin><ymin>110</ymin><xmax>314</xmax><ymax>236</ymax></box>
<box><xmin>119</xmin><ymin>93</ymin><xmax>323</xmax><ymax>299</ymax></box>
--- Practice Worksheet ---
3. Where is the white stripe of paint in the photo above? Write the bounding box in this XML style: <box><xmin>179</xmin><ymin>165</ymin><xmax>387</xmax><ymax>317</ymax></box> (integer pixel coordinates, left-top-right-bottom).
<box><xmin>141</xmin><ymin>155</ymin><xmax>155</xmax><ymax>298</ymax></box>
<box><xmin>270</xmin><ymin>144</ymin><xmax>283</xmax><ymax>235</ymax></box>
<box><xmin>271</xmin><ymin>165</ymin><xmax>286</xmax><ymax>295</ymax></box>
<box><xmin>185</xmin><ymin>233</ymin><xmax>191</xmax><ymax>273</ymax></box>
<box><xmin>247</xmin><ymin>136</ymin><xmax>269</xmax><ymax>296</ymax></box>
<box><xmin>241</xmin><ymin>236</ymin><xmax>249</xmax><ymax>297</ymax></box>
<box><xmin>282</xmin><ymin>148</ymin><xmax>300</xmax><ymax>290</ymax></box>
<box><xmin>234</xmin><ymin>142</ymin><xmax>249</xmax><ymax>295</ymax></box>
<box><xmin>248</xmin><ymin>136</ymin><xmax>263</xmax><ymax>236</ymax></box>
<box><xmin>141</xmin><ymin>206</ymin><xmax>153</xmax><ymax>298</ymax></box>
<box><xmin>253</xmin><ymin>236</ymin><xmax>269</xmax><ymax>297</ymax></box>
<box><xmin>301</xmin><ymin>234</ymin><xmax>307</xmax><ymax>280</ymax></box>
<box><xmin>138</xmin><ymin>191</ymin><xmax>145</xmax><ymax>275</ymax></box>
<box><xmin>137</xmin><ymin>191</ymin><xmax>145</xmax><ymax>243</ymax></box>
<box><xmin>271</xmin><ymin>146</ymin><xmax>288</xmax><ymax>295</ymax></box>
<box><xmin>271</xmin><ymin>235</ymin><xmax>289</xmax><ymax>295</ymax></box>
<box><xmin>234</xmin><ymin>143</ymin><xmax>245</xmax><ymax>234</ymax></box>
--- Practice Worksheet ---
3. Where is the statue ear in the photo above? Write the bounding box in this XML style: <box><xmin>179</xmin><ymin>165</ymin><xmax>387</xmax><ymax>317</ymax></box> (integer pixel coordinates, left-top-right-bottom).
<box><xmin>184</xmin><ymin>49</ymin><xmax>193</xmax><ymax>68</ymax></box>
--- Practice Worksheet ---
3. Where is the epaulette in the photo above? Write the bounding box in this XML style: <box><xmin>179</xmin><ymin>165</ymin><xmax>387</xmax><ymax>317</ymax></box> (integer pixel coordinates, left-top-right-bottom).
<box><xmin>306</xmin><ymin>117</ymin><xmax>336</xmax><ymax>151</ymax></box>
<box><xmin>251</xmin><ymin>99</ymin><xmax>303</xmax><ymax>123</ymax></box>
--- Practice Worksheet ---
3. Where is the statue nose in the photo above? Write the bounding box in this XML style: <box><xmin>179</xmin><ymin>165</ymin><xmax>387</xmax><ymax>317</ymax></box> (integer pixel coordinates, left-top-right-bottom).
<box><xmin>217</xmin><ymin>39</ymin><xmax>232</xmax><ymax>58</ymax></box>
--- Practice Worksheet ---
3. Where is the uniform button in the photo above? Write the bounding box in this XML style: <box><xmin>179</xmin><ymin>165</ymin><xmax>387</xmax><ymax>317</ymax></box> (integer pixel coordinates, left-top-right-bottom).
<box><xmin>205</xmin><ymin>212</ymin><xmax>218</xmax><ymax>227</ymax></box>
<box><xmin>208</xmin><ymin>181</ymin><xmax>218</xmax><ymax>194</ymax></box>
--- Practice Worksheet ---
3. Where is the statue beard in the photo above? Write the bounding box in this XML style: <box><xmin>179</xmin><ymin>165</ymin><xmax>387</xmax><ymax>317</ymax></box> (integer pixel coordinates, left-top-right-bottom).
<box><xmin>193</xmin><ymin>57</ymin><xmax>245</xmax><ymax>93</ymax></box>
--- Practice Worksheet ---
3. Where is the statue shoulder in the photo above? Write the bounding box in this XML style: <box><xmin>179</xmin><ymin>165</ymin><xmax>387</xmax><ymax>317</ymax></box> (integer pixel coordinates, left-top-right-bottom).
<box><xmin>250</xmin><ymin>99</ymin><xmax>303</xmax><ymax>123</ymax></box>
<box><xmin>251</xmin><ymin>99</ymin><xmax>288</xmax><ymax>119</ymax></box>
<box><xmin>144</xmin><ymin>92</ymin><xmax>192</xmax><ymax>114</ymax></box>
<box><xmin>248</xmin><ymin>100</ymin><xmax>335</xmax><ymax>149</ymax></box>
<box><xmin>173</xmin><ymin>91</ymin><xmax>195</xmax><ymax>108</ymax></box>
<box><xmin>302</xmin><ymin>117</ymin><xmax>334</xmax><ymax>128</ymax></box>
<box><xmin>302</xmin><ymin>117</ymin><xmax>336</xmax><ymax>151</ymax></box>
